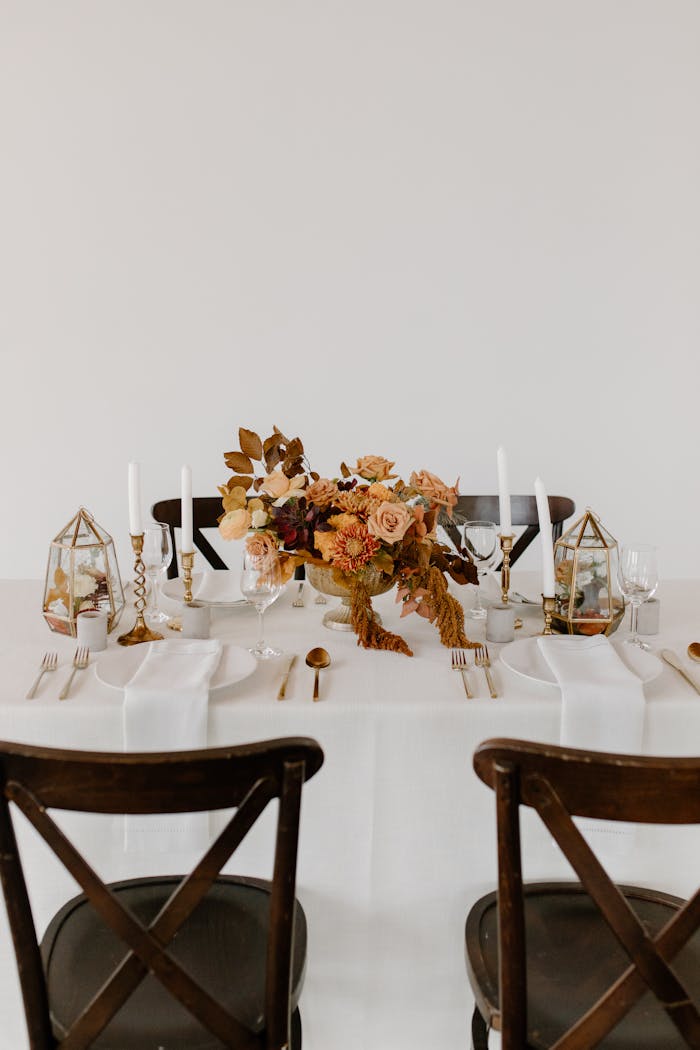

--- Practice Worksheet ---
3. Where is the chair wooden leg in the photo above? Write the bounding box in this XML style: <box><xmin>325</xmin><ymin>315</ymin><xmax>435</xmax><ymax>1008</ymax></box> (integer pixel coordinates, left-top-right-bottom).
<box><xmin>471</xmin><ymin>1006</ymin><xmax>489</xmax><ymax>1050</ymax></box>
<box><xmin>291</xmin><ymin>1007</ymin><xmax>302</xmax><ymax>1048</ymax></box>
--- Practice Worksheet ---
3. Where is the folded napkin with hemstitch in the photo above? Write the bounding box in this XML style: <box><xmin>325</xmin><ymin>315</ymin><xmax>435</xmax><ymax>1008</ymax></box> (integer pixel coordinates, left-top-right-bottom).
<box><xmin>123</xmin><ymin>638</ymin><xmax>222</xmax><ymax>853</ymax></box>
<box><xmin>537</xmin><ymin>634</ymin><xmax>646</xmax><ymax>859</ymax></box>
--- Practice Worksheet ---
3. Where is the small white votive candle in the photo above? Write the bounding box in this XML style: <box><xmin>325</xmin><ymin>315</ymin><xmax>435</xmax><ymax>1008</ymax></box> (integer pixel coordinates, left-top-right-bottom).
<box><xmin>76</xmin><ymin>609</ymin><xmax>109</xmax><ymax>652</ymax></box>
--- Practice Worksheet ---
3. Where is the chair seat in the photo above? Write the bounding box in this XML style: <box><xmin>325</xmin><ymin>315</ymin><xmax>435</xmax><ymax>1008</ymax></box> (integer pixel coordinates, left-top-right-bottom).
<box><xmin>466</xmin><ymin>881</ymin><xmax>700</xmax><ymax>1049</ymax></box>
<box><xmin>40</xmin><ymin>875</ymin><xmax>307</xmax><ymax>1050</ymax></box>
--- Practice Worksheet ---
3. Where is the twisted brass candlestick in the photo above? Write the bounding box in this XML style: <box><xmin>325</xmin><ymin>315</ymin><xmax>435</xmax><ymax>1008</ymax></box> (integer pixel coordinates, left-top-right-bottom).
<box><xmin>118</xmin><ymin>534</ymin><xmax>165</xmax><ymax>646</ymax></box>
<box><xmin>167</xmin><ymin>549</ymin><xmax>195</xmax><ymax>632</ymax></box>
<box><xmin>542</xmin><ymin>594</ymin><xmax>556</xmax><ymax>635</ymax></box>
<box><xmin>499</xmin><ymin>533</ymin><xmax>514</xmax><ymax>604</ymax></box>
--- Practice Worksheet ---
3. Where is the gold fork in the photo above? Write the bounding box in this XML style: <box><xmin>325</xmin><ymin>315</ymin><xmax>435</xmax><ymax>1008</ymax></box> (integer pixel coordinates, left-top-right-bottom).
<box><xmin>26</xmin><ymin>651</ymin><xmax>58</xmax><ymax>699</ymax></box>
<box><xmin>451</xmin><ymin>648</ymin><xmax>473</xmax><ymax>699</ymax></box>
<box><xmin>475</xmin><ymin>644</ymin><xmax>497</xmax><ymax>699</ymax></box>
<box><xmin>292</xmin><ymin>583</ymin><xmax>305</xmax><ymax>608</ymax></box>
<box><xmin>59</xmin><ymin>647</ymin><xmax>90</xmax><ymax>701</ymax></box>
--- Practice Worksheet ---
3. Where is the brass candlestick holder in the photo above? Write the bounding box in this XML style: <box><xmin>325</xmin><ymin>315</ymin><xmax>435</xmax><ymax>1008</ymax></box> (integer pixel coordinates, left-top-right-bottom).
<box><xmin>542</xmin><ymin>594</ymin><xmax>556</xmax><ymax>635</ymax></box>
<box><xmin>118</xmin><ymin>534</ymin><xmax>165</xmax><ymax>646</ymax></box>
<box><xmin>499</xmin><ymin>533</ymin><xmax>514</xmax><ymax>604</ymax></box>
<box><xmin>167</xmin><ymin>549</ymin><xmax>195</xmax><ymax>632</ymax></box>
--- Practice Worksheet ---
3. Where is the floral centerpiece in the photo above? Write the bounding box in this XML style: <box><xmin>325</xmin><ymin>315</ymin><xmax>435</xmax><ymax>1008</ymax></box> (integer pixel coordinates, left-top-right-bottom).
<box><xmin>218</xmin><ymin>426</ymin><xmax>477</xmax><ymax>656</ymax></box>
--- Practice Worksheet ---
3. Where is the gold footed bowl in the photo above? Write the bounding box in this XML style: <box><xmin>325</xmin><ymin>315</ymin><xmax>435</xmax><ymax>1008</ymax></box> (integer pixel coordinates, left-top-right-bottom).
<box><xmin>306</xmin><ymin>564</ymin><xmax>397</xmax><ymax>632</ymax></box>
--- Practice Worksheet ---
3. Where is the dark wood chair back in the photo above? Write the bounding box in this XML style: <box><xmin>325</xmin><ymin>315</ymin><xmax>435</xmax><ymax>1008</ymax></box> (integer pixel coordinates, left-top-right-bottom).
<box><xmin>0</xmin><ymin>736</ymin><xmax>323</xmax><ymax>1050</ymax></box>
<box><xmin>151</xmin><ymin>497</ymin><xmax>228</xmax><ymax>578</ymax></box>
<box><xmin>442</xmin><ymin>495</ymin><xmax>575</xmax><ymax>566</ymax></box>
<box><xmin>472</xmin><ymin>738</ymin><xmax>700</xmax><ymax>1049</ymax></box>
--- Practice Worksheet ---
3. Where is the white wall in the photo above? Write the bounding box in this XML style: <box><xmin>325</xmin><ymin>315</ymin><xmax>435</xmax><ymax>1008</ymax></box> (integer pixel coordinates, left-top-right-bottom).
<box><xmin>2</xmin><ymin>1</ymin><xmax>699</xmax><ymax>580</ymax></box>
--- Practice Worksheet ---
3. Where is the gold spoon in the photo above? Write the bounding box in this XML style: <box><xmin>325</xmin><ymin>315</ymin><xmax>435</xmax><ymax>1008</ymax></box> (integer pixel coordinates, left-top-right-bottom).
<box><xmin>305</xmin><ymin>647</ymin><xmax>330</xmax><ymax>702</ymax></box>
<box><xmin>688</xmin><ymin>643</ymin><xmax>700</xmax><ymax>662</ymax></box>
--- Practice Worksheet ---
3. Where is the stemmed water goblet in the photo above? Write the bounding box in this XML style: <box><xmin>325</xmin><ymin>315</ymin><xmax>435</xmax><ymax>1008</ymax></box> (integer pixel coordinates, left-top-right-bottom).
<box><xmin>240</xmin><ymin>548</ymin><xmax>283</xmax><ymax>659</ymax></box>
<box><xmin>142</xmin><ymin>523</ymin><xmax>172</xmax><ymax>626</ymax></box>
<box><xmin>463</xmin><ymin>521</ymin><xmax>499</xmax><ymax>620</ymax></box>
<box><xmin>617</xmin><ymin>544</ymin><xmax>658</xmax><ymax>649</ymax></box>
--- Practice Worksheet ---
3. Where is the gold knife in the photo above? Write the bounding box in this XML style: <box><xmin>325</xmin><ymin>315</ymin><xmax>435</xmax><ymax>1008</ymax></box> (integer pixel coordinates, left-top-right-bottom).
<box><xmin>661</xmin><ymin>649</ymin><xmax>700</xmax><ymax>696</ymax></box>
<box><xmin>277</xmin><ymin>654</ymin><xmax>297</xmax><ymax>700</ymax></box>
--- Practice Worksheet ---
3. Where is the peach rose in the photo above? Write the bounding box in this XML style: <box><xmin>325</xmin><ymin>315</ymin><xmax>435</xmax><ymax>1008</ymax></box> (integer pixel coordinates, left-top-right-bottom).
<box><xmin>367</xmin><ymin>501</ymin><xmax>413</xmax><ymax>545</ymax></box>
<box><xmin>219</xmin><ymin>507</ymin><xmax>252</xmax><ymax>540</ymax></box>
<box><xmin>306</xmin><ymin>478</ymin><xmax>338</xmax><ymax>508</ymax></box>
<box><xmin>353</xmin><ymin>456</ymin><xmax>397</xmax><ymax>481</ymax></box>
<box><xmin>261</xmin><ymin>470</ymin><xmax>306</xmax><ymax>500</ymax></box>
<box><xmin>409</xmin><ymin>470</ymin><xmax>458</xmax><ymax>515</ymax></box>
<box><xmin>245</xmin><ymin>531</ymin><xmax>278</xmax><ymax>561</ymax></box>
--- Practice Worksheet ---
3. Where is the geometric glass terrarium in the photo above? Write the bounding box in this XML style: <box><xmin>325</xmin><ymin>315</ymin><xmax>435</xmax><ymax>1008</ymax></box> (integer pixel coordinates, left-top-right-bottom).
<box><xmin>551</xmin><ymin>509</ymin><xmax>624</xmax><ymax>636</ymax></box>
<box><xmin>43</xmin><ymin>508</ymin><xmax>125</xmax><ymax>637</ymax></box>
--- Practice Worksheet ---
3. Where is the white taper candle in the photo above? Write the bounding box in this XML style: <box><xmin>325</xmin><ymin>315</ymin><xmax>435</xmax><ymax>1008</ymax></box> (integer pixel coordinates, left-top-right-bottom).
<box><xmin>128</xmin><ymin>462</ymin><xmax>142</xmax><ymax>536</ymax></box>
<box><xmin>496</xmin><ymin>446</ymin><xmax>512</xmax><ymax>535</ymax></box>
<box><xmin>181</xmin><ymin>465</ymin><xmax>193</xmax><ymax>553</ymax></box>
<box><xmin>534</xmin><ymin>476</ymin><xmax>555</xmax><ymax>597</ymax></box>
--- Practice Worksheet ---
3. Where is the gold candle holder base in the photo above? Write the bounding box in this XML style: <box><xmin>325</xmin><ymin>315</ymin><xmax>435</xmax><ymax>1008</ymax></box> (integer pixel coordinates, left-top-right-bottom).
<box><xmin>542</xmin><ymin>594</ymin><xmax>556</xmax><ymax>635</ymax></box>
<box><xmin>167</xmin><ymin>550</ymin><xmax>195</xmax><ymax>632</ymax></box>
<box><xmin>118</xmin><ymin>534</ymin><xmax>165</xmax><ymax>646</ymax></box>
<box><xmin>499</xmin><ymin>533</ymin><xmax>514</xmax><ymax>604</ymax></box>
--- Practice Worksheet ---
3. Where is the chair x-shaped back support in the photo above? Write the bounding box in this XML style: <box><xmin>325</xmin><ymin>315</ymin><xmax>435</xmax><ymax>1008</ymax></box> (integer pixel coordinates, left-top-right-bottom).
<box><xmin>0</xmin><ymin>739</ymin><xmax>322</xmax><ymax>1050</ymax></box>
<box><xmin>477</xmin><ymin>739</ymin><xmax>700</xmax><ymax>1050</ymax></box>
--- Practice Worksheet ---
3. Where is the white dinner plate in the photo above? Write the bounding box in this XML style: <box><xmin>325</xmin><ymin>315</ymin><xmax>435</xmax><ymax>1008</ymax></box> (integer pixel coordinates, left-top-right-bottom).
<box><xmin>95</xmin><ymin>643</ymin><xmax>257</xmax><ymax>696</ymax></box>
<box><xmin>161</xmin><ymin>571</ymin><xmax>248</xmax><ymax>608</ymax></box>
<box><xmin>499</xmin><ymin>636</ymin><xmax>662</xmax><ymax>688</ymax></box>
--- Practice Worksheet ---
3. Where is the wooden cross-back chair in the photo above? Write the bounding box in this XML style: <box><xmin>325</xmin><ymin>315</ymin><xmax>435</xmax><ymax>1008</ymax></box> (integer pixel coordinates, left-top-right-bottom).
<box><xmin>0</xmin><ymin>736</ymin><xmax>323</xmax><ymax>1050</ymax></box>
<box><xmin>151</xmin><ymin>497</ymin><xmax>228</xmax><ymax>578</ymax></box>
<box><xmin>151</xmin><ymin>498</ymin><xmax>306</xmax><ymax>582</ymax></box>
<box><xmin>466</xmin><ymin>738</ymin><xmax>700</xmax><ymax>1050</ymax></box>
<box><xmin>441</xmin><ymin>495</ymin><xmax>575</xmax><ymax>566</ymax></box>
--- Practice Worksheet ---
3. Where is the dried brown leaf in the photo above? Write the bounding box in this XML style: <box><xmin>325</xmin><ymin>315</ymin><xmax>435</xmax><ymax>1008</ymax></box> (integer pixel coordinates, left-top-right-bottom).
<box><xmin>340</xmin><ymin>461</ymin><xmax>351</xmax><ymax>479</ymax></box>
<box><xmin>282</xmin><ymin>455</ymin><xmax>304</xmax><ymax>478</ymax></box>
<box><xmin>225</xmin><ymin>451</ymin><xmax>254</xmax><ymax>474</ymax></box>
<box><xmin>264</xmin><ymin>445</ymin><xmax>282</xmax><ymax>472</ymax></box>
<box><xmin>239</xmin><ymin>428</ymin><xmax>263</xmax><ymax>460</ymax></box>
<box><xmin>285</xmin><ymin>437</ymin><xmax>303</xmax><ymax>460</ymax></box>
<box><xmin>226</xmin><ymin>475</ymin><xmax>253</xmax><ymax>493</ymax></box>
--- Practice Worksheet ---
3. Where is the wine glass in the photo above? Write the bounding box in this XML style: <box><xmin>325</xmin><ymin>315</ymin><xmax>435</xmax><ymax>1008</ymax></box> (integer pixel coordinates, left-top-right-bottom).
<box><xmin>240</xmin><ymin>549</ymin><xmax>283</xmax><ymax>658</ymax></box>
<box><xmin>142</xmin><ymin>524</ymin><xmax>172</xmax><ymax>625</ymax></box>
<box><xmin>617</xmin><ymin>544</ymin><xmax>658</xmax><ymax>649</ymax></box>
<box><xmin>463</xmin><ymin>521</ymin><xmax>499</xmax><ymax>619</ymax></box>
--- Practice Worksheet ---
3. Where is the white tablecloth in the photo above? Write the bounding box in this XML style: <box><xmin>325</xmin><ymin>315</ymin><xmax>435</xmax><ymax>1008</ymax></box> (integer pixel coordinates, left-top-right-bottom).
<box><xmin>0</xmin><ymin>574</ymin><xmax>699</xmax><ymax>1050</ymax></box>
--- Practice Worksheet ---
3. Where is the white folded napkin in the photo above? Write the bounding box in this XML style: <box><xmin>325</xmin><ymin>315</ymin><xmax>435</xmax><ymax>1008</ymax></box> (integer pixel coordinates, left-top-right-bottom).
<box><xmin>537</xmin><ymin>635</ymin><xmax>645</xmax><ymax>754</ymax></box>
<box><xmin>537</xmin><ymin>635</ymin><xmax>646</xmax><ymax>860</ymax></box>
<box><xmin>123</xmin><ymin>638</ymin><xmax>222</xmax><ymax>853</ymax></box>
<box><xmin>193</xmin><ymin>571</ymin><xmax>244</xmax><ymax>604</ymax></box>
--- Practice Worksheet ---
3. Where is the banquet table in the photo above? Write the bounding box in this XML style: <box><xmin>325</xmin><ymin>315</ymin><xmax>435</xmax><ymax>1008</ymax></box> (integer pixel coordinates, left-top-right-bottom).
<box><xmin>1</xmin><ymin>574</ymin><xmax>700</xmax><ymax>1050</ymax></box>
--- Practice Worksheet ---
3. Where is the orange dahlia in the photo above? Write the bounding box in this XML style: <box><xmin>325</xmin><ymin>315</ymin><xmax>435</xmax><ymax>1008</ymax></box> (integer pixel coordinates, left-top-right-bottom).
<box><xmin>332</xmin><ymin>524</ymin><xmax>380</xmax><ymax>573</ymax></box>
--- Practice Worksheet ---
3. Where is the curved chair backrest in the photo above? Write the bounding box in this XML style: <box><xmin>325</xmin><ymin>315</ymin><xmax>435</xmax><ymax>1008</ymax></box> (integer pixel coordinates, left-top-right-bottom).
<box><xmin>442</xmin><ymin>495</ymin><xmax>575</xmax><ymax>565</ymax></box>
<box><xmin>152</xmin><ymin>497</ymin><xmax>227</xmax><ymax>578</ymax></box>
<box><xmin>472</xmin><ymin>738</ymin><xmax>700</xmax><ymax>1049</ymax></box>
<box><xmin>0</xmin><ymin>736</ymin><xmax>323</xmax><ymax>1049</ymax></box>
